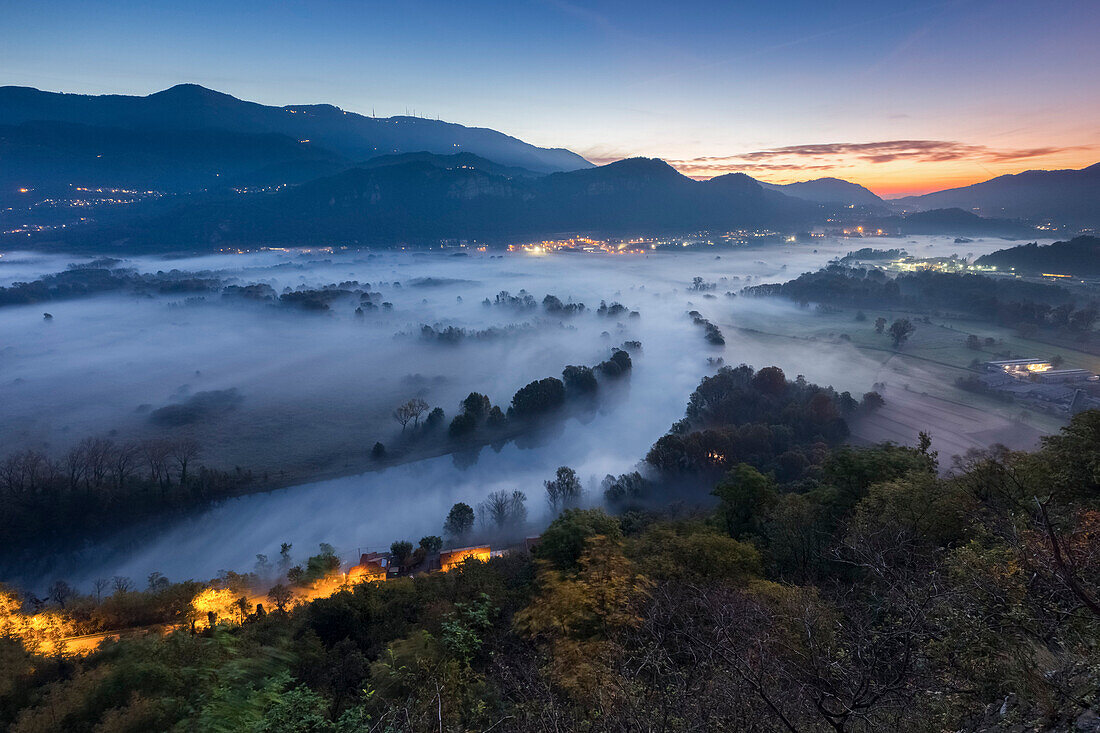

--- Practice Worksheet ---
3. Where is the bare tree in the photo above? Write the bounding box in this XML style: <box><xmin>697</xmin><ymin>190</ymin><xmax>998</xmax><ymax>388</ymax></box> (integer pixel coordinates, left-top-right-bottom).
<box><xmin>169</xmin><ymin>438</ymin><xmax>201</xmax><ymax>483</ymax></box>
<box><xmin>47</xmin><ymin>580</ymin><xmax>75</xmax><ymax>608</ymax></box>
<box><xmin>140</xmin><ymin>439</ymin><xmax>172</xmax><ymax>493</ymax></box>
<box><xmin>393</xmin><ymin>402</ymin><xmax>415</xmax><ymax>431</ymax></box>
<box><xmin>64</xmin><ymin>442</ymin><xmax>88</xmax><ymax>493</ymax></box>
<box><xmin>112</xmin><ymin>575</ymin><xmax>133</xmax><ymax>594</ymax></box>
<box><xmin>408</xmin><ymin>397</ymin><xmax>429</xmax><ymax>426</ymax></box>
<box><xmin>93</xmin><ymin>577</ymin><xmax>110</xmax><ymax>602</ymax></box>
<box><xmin>479</xmin><ymin>489</ymin><xmax>527</xmax><ymax>528</ymax></box>
<box><xmin>0</xmin><ymin>450</ymin><xmax>53</xmax><ymax>496</ymax></box>
<box><xmin>110</xmin><ymin>440</ymin><xmax>140</xmax><ymax>491</ymax></box>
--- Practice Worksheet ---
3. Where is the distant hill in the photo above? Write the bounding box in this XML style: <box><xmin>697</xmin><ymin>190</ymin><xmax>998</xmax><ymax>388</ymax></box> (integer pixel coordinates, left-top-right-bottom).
<box><xmin>357</xmin><ymin>151</ymin><xmax>542</xmax><ymax>179</ymax></box>
<box><xmin>0</xmin><ymin>84</ymin><xmax>592</xmax><ymax>199</ymax></box>
<box><xmin>865</xmin><ymin>207</ymin><xmax>1034</xmax><ymax>237</ymax></box>
<box><xmin>756</xmin><ymin>176</ymin><xmax>884</xmax><ymax>207</ymax></box>
<box><xmin>893</xmin><ymin>163</ymin><xmax>1100</xmax><ymax>225</ymax></box>
<box><xmin>73</xmin><ymin>156</ymin><xmax>817</xmax><ymax>249</ymax></box>
<box><xmin>975</xmin><ymin>236</ymin><xmax>1100</xmax><ymax>277</ymax></box>
<box><xmin>0</xmin><ymin>119</ymin><xmax>347</xmax><ymax>194</ymax></box>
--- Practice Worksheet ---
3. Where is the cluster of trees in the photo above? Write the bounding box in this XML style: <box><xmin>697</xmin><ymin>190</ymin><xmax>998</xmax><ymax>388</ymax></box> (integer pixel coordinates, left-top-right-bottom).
<box><xmin>542</xmin><ymin>294</ymin><xmax>585</xmax><ymax>315</ymax></box>
<box><xmin>415</xmin><ymin>322</ymin><xmax>537</xmax><ymax>344</ymax></box>
<box><xmin>840</xmin><ymin>247</ymin><xmax>907</xmax><ymax>261</ymax></box>
<box><xmin>0</xmin><ymin>436</ymin><xmax>256</xmax><ymax>553</ymax></box>
<box><xmin>747</xmin><ymin>264</ymin><xmax>1098</xmax><ymax>332</ymax></box>
<box><xmin>975</xmin><ymin>235</ymin><xmax>1100</xmax><ymax>278</ymax></box>
<box><xmin>485</xmin><ymin>290</ymin><xmax>537</xmax><ymax>309</ymax></box>
<box><xmin>5</xmin><ymin>410</ymin><xmax>1098</xmax><ymax>731</ymax></box>
<box><xmin>688</xmin><ymin>309</ymin><xmax>725</xmax><ymax>345</ymax></box>
<box><xmin>0</xmin><ymin>265</ymin><xmax>222</xmax><ymax>307</ymax></box>
<box><xmin>596</xmin><ymin>300</ymin><xmax>636</xmax><ymax>318</ymax></box>
<box><xmin>875</xmin><ymin>316</ymin><xmax>915</xmax><ymax>347</ymax></box>
<box><xmin>444</xmin><ymin>349</ymin><xmax>632</xmax><ymax>441</ymax></box>
<box><xmin>0</xmin><ymin>264</ymin><xmax>402</xmax><ymax>314</ymax></box>
<box><xmin>643</xmin><ymin>365</ymin><xmax>877</xmax><ymax>487</ymax></box>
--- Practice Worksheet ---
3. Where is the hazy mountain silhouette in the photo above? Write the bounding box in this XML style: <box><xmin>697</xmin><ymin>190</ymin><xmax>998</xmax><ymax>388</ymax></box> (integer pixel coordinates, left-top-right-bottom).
<box><xmin>893</xmin><ymin>163</ymin><xmax>1100</xmax><ymax>225</ymax></box>
<box><xmin>868</xmin><ymin>207</ymin><xmax>1033</xmax><ymax>237</ymax></box>
<box><xmin>0</xmin><ymin>119</ymin><xmax>347</xmax><ymax>195</ymax></box>
<box><xmin>78</xmin><ymin>156</ymin><xmax>818</xmax><ymax>249</ymax></box>
<box><xmin>0</xmin><ymin>84</ymin><xmax>591</xmax><ymax>198</ymax></box>
<box><xmin>756</xmin><ymin>177</ymin><xmax>884</xmax><ymax>207</ymax></box>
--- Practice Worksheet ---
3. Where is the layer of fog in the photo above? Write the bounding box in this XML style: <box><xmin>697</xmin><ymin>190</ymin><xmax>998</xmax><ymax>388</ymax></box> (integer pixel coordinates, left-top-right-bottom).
<box><xmin>0</xmin><ymin>236</ymin><xmax>1034</xmax><ymax>591</ymax></box>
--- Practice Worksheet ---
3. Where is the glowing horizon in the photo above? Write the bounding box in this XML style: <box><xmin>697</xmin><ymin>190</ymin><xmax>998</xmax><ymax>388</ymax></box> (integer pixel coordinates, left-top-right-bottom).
<box><xmin>3</xmin><ymin>1</ymin><xmax>1098</xmax><ymax>197</ymax></box>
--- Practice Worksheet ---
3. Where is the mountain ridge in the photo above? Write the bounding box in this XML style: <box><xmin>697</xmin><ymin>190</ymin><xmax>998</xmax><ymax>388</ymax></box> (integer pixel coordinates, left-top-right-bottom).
<box><xmin>0</xmin><ymin>84</ymin><xmax>592</xmax><ymax>182</ymax></box>
<box><xmin>892</xmin><ymin>163</ymin><xmax>1100</xmax><ymax>224</ymax></box>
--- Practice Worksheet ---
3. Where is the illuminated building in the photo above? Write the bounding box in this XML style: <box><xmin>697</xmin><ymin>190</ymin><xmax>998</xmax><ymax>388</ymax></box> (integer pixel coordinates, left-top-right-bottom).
<box><xmin>348</xmin><ymin>552</ymin><xmax>389</xmax><ymax>583</ymax></box>
<box><xmin>439</xmin><ymin>545</ymin><xmax>490</xmax><ymax>572</ymax></box>
<box><xmin>984</xmin><ymin>358</ymin><xmax>1052</xmax><ymax>377</ymax></box>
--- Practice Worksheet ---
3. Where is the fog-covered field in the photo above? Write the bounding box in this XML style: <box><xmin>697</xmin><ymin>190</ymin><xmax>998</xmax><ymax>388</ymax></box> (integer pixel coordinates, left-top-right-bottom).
<box><xmin>0</xmin><ymin>236</ymin><xmax>1044</xmax><ymax>589</ymax></box>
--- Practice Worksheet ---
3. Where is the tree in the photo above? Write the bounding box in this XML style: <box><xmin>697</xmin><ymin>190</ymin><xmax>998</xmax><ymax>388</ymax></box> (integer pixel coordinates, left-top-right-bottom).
<box><xmin>392</xmin><ymin>401</ymin><xmax>416</xmax><ymax>431</ymax></box>
<box><xmin>147</xmin><ymin>572</ymin><xmax>169</xmax><ymax>591</ymax></box>
<box><xmin>861</xmin><ymin>391</ymin><xmax>885</xmax><ymax>411</ymax></box>
<box><xmin>424</xmin><ymin>407</ymin><xmax>445</xmax><ymax>430</ymax></box>
<box><xmin>486</xmin><ymin>405</ymin><xmax>506</xmax><ymax>428</ymax></box>
<box><xmin>597</xmin><ymin>349</ymin><xmax>633</xmax><ymax>378</ymax></box>
<box><xmin>888</xmin><ymin>318</ymin><xmax>915</xmax><ymax>348</ymax></box>
<box><xmin>601</xmin><ymin>471</ymin><xmax>649</xmax><ymax>508</ymax></box>
<box><xmin>303</xmin><ymin>543</ymin><xmax>340</xmax><ymax>581</ymax></box>
<box><xmin>140</xmin><ymin>438</ymin><xmax>172</xmax><ymax>491</ymax></box>
<box><xmin>278</xmin><ymin>542</ymin><xmax>293</xmax><ymax>574</ymax></box>
<box><xmin>479</xmin><ymin>489</ymin><xmax>527</xmax><ymax>528</ymax></box>
<box><xmin>965</xmin><ymin>334</ymin><xmax>981</xmax><ymax>350</ymax></box>
<box><xmin>112</xmin><ymin>576</ymin><xmax>133</xmax><ymax>594</ymax></box>
<box><xmin>448</xmin><ymin>412</ymin><xmax>477</xmax><ymax>438</ymax></box>
<box><xmin>371</xmin><ymin>441</ymin><xmax>386</xmax><ymax>459</ymax></box>
<box><xmin>390</xmin><ymin>540</ymin><xmax>414</xmax><ymax>566</ymax></box>
<box><xmin>461</xmin><ymin>392</ymin><xmax>491</xmax><ymax>420</ymax></box>
<box><xmin>874</xmin><ymin>317</ymin><xmax>887</xmax><ymax>334</ymax></box>
<box><xmin>444</xmin><ymin>502</ymin><xmax>475</xmax><ymax>537</ymax></box>
<box><xmin>418</xmin><ymin>535</ymin><xmax>443</xmax><ymax>554</ymax></box>
<box><xmin>536</xmin><ymin>508</ymin><xmax>623</xmax><ymax>570</ymax></box>
<box><xmin>47</xmin><ymin>580</ymin><xmax>74</xmax><ymax>608</ymax></box>
<box><xmin>751</xmin><ymin>366</ymin><xmax>787</xmax><ymax>396</ymax></box>
<box><xmin>545</xmin><ymin>465</ymin><xmax>583</xmax><ymax>513</ymax></box>
<box><xmin>562</xmin><ymin>365</ymin><xmax>598</xmax><ymax>395</ymax></box>
<box><xmin>267</xmin><ymin>583</ymin><xmax>292</xmax><ymax>612</ymax></box>
<box><xmin>510</xmin><ymin>378</ymin><xmax>566</xmax><ymax>418</ymax></box>
<box><xmin>712</xmin><ymin>463</ymin><xmax>778</xmax><ymax>540</ymax></box>
<box><xmin>407</xmin><ymin>397</ymin><xmax>429</xmax><ymax>426</ymax></box>
<box><xmin>169</xmin><ymin>438</ymin><xmax>200</xmax><ymax>483</ymax></box>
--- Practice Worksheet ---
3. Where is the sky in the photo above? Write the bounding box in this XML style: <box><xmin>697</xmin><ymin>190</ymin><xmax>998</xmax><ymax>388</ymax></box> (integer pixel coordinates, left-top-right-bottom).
<box><xmin>2</xmin><ymin>0</ymin><xmax>1098</xmax><ymax>196</ymax></box>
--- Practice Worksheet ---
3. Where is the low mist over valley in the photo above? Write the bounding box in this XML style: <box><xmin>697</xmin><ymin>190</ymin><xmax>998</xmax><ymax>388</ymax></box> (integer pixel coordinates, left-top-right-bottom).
<box><xmin>1</xmin><ymin>235</ymin><xmax>1077</xmax><ymax>589</ymax></box>
<box><xmin>4</xmin><ymin>2</ymin><xmax>1100</xmax><ymax>728</ymax></box>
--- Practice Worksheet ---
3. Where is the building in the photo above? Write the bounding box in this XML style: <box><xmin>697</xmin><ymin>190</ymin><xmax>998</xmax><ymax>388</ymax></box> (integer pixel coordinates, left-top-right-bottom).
<box><xmin>347</xmin><ymin>552</ymin><xmax>389</xmax><ymax>584</ymax></box>
<box><xmin>1036</xmin><ymin>369</ymin><xmax>1097</xmax><ymax>384</ymax></box>
<box><xmin>984</xmin><ymin>359</ymin><xmax>1052</xmax><ymax>377</ymax></box>
<box><xmin>439</xmin><ymin>545</ymin><xmax>490</xmax><ymax>572</ymax></box>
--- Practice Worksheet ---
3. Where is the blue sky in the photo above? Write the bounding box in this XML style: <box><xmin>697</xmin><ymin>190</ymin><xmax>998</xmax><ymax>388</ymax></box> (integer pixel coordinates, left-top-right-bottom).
<box><xmin>3</xmin><ymin>0</ymin><xmax>1098</xmax><ymax>194</ymax></box>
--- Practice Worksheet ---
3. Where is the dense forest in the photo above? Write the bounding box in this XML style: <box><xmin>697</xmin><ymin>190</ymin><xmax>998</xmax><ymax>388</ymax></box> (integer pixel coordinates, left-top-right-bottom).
<box><xmin>745</xmin><ymin>265</ymin><xmax>1099</xmax><ymax>332</ymax></box>
<box><xmin>3</xmin><ymin>366</ymin><xmax>1097</xmax><ymax>731</ymax></box>
<box><xmin>975</xmin><ymin>236</ymin><xmax>1100</xmax><ymax>278</ymax></box>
